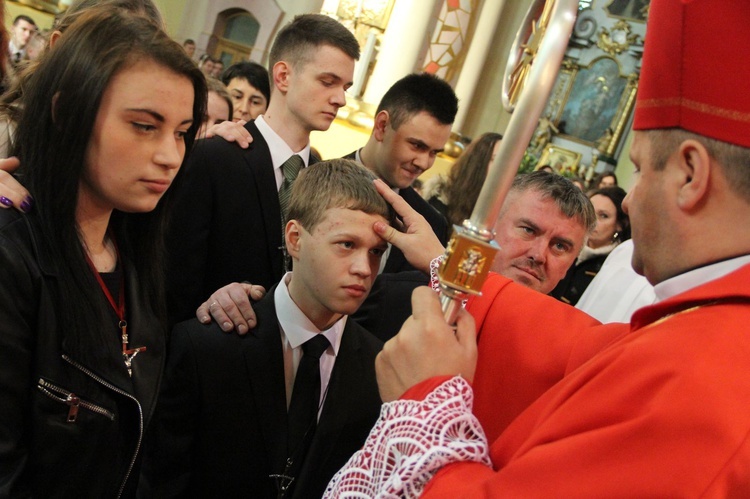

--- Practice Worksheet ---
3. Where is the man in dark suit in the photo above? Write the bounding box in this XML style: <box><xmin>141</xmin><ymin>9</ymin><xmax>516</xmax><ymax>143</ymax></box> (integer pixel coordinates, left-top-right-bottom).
<box><xmin>189</xmin><ymin>78</ymin><xmax>458</xmax><ymax>335</ymax></box>
<box><xmin>165</xmin><ymin>14</ymin><xmax>360</xmax><ymax>326</ymax></box>
<box><xmin>139</xmin><ymin>160</ymin><xmax>391</xmax><ymax>498</ymax></box>
<box><xmin>344</xmin><ymin>73</ymin><xmax>457</xmax><ymax>272</ymax></box>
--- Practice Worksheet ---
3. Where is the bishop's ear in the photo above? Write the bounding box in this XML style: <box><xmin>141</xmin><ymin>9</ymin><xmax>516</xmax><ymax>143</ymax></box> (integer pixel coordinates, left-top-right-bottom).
<box><xmin>675</xmin><ymin>139</ymin><xmax>711</xmax><ymax>211</ymax></box>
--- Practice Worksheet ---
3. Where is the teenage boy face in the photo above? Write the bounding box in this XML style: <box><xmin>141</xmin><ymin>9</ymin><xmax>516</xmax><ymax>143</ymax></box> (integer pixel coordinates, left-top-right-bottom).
<box><xmin>287</xmin><ymin>207</ymin><xmax>388</xmax><ymax>330</ymax></box>
<box><xmin>374</xmin><ymin>111</ymin><xmax>452</xmax><ymax>189</ymax></box>
<box><xmin>283</xmin><ymin>45</ymin><xmax>354</xmax><ymax>133</ymax></box>
<box><xmin>13</xmin><ymin>19</ymin><xmax>35</xmax><ymax>48</ymax></box>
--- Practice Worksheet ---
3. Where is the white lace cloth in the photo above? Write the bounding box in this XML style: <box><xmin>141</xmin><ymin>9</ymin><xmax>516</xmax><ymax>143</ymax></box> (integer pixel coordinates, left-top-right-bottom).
<box><xmin>429</xmin><ymin>254</ymin><xmax>444</xmax><ymax>292</ymax></box>
<box><xmin>324</xmin><ymin>376</ymin><xmax>491</xmax><ymax>498</ymax></box>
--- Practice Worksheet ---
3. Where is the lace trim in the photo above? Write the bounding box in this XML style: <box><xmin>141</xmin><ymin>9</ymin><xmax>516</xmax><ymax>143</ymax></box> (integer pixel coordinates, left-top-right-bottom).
<box><xmin>429</xmin><ymin>255</ymin><xmax>444</xmax><ymax>293</ymax></box>
<box><xmin>324</xmin><ymin>376</ymin><xmax>491</xmax><ymax>497</ymax></box>
<box><xmin>429</xmin><ymin>255</ymin><xmax>469</xmax><ymax>310</ymax></box>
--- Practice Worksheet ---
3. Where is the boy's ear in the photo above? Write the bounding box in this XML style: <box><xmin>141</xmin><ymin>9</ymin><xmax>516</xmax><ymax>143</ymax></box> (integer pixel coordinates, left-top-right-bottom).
<box><xmin>272</xmin><ymin>61</ymin><xmax>292</xmax><ymax>94</ymax></box>
<box><xmin>373</xmin><ymin>110</ymin><xmax>390</xmax><ymax>142</ymax></box>
<box><xmin>286</xmin><ymin>220</ymin><xmax>303</xmax><ymax>259</ymax></box>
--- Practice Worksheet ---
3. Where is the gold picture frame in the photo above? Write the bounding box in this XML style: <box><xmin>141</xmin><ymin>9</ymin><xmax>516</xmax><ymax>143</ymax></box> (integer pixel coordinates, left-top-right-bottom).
<box><xmin>551</xmin><ymin>56</ymin><xmax>637</xmax><ymax>155</ymax></box>
<box><xmin>542</xmin><ymin>59</ymin><xmax>578</xmax><ymax>124</ymax></box>
<box><xmin>336</xmin><ymin>0</ymin><xmax>396</xmax><ymax>30</ymax></box>
<box><xmin>537</xmin><ymin>145</ymin><xmax>582</xmax><ymax>175</ymax></box>
<box><xmin>605</xmin><ymin>0</ymin><xmax>650</xmax><ymax>23</ymax></box>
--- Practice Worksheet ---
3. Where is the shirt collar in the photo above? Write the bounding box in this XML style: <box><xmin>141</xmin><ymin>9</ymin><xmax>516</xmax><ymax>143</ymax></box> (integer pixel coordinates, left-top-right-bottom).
<box><xmin>654</xmin><ymin>254</ymin><xmax>750</xmax><ymax>302</ymax></box>
<box><xmin>254</xmin><ymin>115</ymin><xmax>311</xmax><ymax>170</ymax></box>
<box><xmin>274</xmin><ymin>272</ymin><xmax>344</xmax><ymax>355</ymax></box>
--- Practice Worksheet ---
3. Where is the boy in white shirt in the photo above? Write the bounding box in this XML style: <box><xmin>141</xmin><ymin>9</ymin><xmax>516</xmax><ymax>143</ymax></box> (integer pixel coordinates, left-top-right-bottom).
<box><xmin>140</xmin><ymin>160</ymin><xmax>393</xmax><ymax>499</ymax></box>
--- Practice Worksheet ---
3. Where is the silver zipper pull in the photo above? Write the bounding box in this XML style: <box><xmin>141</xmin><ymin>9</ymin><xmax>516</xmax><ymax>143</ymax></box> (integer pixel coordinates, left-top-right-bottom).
<box><xmin>66</xmin><ymin>394</ymin><xmax>80</xmax><ymax>422</ymax></box>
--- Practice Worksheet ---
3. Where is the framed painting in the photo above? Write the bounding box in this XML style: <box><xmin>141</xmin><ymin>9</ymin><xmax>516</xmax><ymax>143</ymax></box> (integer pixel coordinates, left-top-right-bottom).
<box><xmin>537</xmin><ymin>145</ymin><xmax>582</xmax><ymax>175</ymax></box>
<box><xmin>605</xmin><ymin>0</ymin><xmax>650</xmax><ymax>23</ymax></box>
<box><xmin>541</xmin><ymin>59</ymin><xmax>578</xmax><ymax>124</ymax></box>
<box><xmin>557</xmin><ymin>56</ymin><xmax>629</xmax><ymax>146</ymax></box>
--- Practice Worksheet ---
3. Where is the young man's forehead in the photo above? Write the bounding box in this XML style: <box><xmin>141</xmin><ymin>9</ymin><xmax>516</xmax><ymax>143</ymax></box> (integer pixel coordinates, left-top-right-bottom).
<box><xmin>320</xmin><ymin>204</ymin><xmax>386</xmax><ymax>219</ymax></box>
<box><xmin>394</xmin><ymin>112</ymin><xmax>451</xmax><ymax>143</ymax></box>
<box><xmin>311</xmin><ymin>207</ymin><xmax>387</xmax><ymax>232</ymax></box>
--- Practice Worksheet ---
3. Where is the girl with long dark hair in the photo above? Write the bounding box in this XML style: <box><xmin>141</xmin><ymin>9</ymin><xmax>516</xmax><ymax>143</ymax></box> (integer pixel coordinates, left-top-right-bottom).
<box><xmin>0</xmin><ymin>8</ymin><xmax>206</xmax><ymax>497</ymax></box>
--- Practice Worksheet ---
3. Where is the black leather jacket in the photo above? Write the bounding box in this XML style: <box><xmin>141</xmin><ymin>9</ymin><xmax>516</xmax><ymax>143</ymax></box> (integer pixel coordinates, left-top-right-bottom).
<box><xmin>0</xmin><ymin>209</ymin><xmax>165</xmax><ymax>498</ymax></box>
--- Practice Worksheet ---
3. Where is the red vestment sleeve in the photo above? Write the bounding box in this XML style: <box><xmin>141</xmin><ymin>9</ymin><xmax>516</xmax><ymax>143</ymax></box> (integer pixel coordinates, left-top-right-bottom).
<box><xmin>467</xmin><ymin>273</ymin><xmax>622</xmax><ymax>441</ymax></box>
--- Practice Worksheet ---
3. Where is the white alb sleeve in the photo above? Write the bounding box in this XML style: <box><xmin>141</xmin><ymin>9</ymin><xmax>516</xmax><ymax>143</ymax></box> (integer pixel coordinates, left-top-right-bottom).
<box><xmin>324</xmin><ymin>376</ymin><xmax>491</xmax><ymax>498</ymax></box>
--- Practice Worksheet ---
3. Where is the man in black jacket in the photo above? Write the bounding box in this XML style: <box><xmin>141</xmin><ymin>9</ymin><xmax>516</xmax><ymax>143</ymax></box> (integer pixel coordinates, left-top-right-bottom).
<box><xmin>189</xmin><ymin>73</ymin><xmax>457</xmax><ymax>333</ymax></box>
<box><xmin>344</xmin><ymin>73</ymin><xmax>457</xmax><ymax>272</ymax></box>
<box><xmin>140</xmin><ymin>160</ymin><xmax>391</xmax><ymax>498</ymax></box>
<box><xmin>164</xmin><ymin>14</ymin><xmax>360</xmax><ymax>326</ymax></box>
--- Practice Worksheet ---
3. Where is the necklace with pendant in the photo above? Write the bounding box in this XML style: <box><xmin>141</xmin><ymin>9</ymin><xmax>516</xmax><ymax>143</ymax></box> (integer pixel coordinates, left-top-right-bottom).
<box><xmin>84</xmin><ymin>238</ymin><xmax>146</xmax><ymax>377</ymax></box>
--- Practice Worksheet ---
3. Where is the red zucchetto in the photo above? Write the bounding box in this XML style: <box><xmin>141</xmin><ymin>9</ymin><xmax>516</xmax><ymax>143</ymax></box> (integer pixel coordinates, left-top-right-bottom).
<box><xmin>633</xmin><ymin>0</ymin><xmax>750</xmax><ymax>148</ymax></box>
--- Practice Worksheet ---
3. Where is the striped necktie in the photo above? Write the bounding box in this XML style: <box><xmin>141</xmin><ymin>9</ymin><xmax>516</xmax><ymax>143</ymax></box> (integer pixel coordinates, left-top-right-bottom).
<box><xmin>279</xmin><ymin>155</ymin><xmax>304</xmax><ymax>270</ymax></box>
<box><xmin>278</xmin><ymin>154</ymin><xmax>304</xmax><ymax>225</ymax></box>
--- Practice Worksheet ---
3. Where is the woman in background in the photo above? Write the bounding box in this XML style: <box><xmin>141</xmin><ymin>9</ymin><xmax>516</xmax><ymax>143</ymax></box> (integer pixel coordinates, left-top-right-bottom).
<box><xmin>592</xmin><ymin>171</ymin><xmax>618</xmax><ymax>188</ymax></box>
<box><xmin>550</xmin><ymin>186</ymin><xmax>629</xmax><ymax>305</ymax></box>
<box><xmin>0</xmin><ymin>8</ymin><xmax>205</xmax><ymax>497</ymax></box>
<box><xmin>423</xmin><ymin>132</ymin><xmax>502</xmax><ymax>226</ymax></box>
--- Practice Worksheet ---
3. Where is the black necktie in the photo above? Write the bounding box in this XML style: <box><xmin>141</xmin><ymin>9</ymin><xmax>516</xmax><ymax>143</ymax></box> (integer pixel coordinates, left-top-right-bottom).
<box><xmin>287</xmin><ymin>334</ymin><xmax>330</xmax><ymax>458</ymax></box>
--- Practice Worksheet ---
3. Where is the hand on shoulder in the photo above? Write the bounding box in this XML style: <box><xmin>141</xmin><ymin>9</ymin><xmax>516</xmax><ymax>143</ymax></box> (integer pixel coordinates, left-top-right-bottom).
<box><xmin>196</xmin><ymin>282</ymin><xmax>267</xmax><ymax>335</ymax></box>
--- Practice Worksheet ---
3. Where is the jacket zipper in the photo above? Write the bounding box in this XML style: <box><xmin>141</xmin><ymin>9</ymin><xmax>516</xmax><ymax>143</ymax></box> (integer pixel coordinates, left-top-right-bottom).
<box><xmin>62</xmin><ymin>354</ymin><xmax>143</xmax><ymax>499</ymax></box>
<box><xmin>37</xmin><ymin>378</ymin><xmax>116</xmax><ymax>422</ymax></box>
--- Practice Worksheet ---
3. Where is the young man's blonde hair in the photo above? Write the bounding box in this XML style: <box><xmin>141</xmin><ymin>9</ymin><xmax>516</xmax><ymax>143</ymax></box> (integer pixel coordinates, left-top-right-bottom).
<box><xmin>288</xmin><ymin>159</ymin><xmax>395</xmax><ymax>233</ymax></box>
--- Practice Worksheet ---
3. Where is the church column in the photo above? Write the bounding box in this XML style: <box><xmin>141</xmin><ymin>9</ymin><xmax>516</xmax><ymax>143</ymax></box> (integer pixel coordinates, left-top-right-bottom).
<box><xmin>452</xmin><ymin>0</ymin><xmax>507</xmax><ymax>132</ymax></box>
<box><xmin>361</xmin><ymin>0</ymin><xmax>442</xmax><ymax>106</ymax></box>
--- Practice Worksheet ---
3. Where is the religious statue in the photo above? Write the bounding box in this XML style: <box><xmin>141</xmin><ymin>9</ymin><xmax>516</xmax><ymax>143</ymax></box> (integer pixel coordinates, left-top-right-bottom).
<box><xmin>530</xmin><ymin>115</ymin><xmax>559</xmax><ymax>156</ymax></box>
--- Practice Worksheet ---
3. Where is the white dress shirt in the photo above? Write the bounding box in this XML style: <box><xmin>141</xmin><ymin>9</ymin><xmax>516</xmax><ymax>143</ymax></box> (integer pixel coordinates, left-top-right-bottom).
<box><xmin>577</xmin><ymin>244</ymin><xmax>750</xmax><ymax>323</ymax></box>
<box><xmin>254</xmin><ymin>115</ymin><xmax>311</xmax><ymax>191</ymax></box>
<box><xmin>274</xmin><ymin>273</ymin><xmax>345</xmax><ymax>419</ymax></box>
<box><xmin>8</xmin><ymin>40</ymin><xmax>23</xmax><ymax>63</ymax></box>
<box><xmin>654</xmin><ymin>254</ymin><xmax>750</xmax><ymax>302</ymax></box>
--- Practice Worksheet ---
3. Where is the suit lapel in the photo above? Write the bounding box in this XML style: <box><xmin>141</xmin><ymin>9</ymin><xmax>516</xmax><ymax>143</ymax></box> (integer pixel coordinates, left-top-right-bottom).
<box><xmin>242</xmin><ymin>290</ymin><xmax>289</xmax><ymax>476</ymax></box>
<box><xmin>244</xmin><ymin>121</ymin><xmax>285</xmax><ymax>279</ymax></box>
